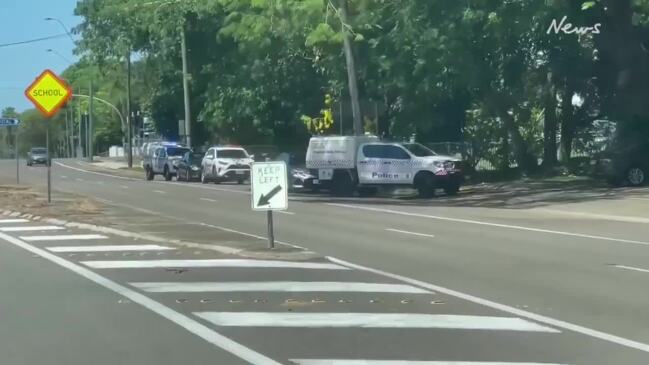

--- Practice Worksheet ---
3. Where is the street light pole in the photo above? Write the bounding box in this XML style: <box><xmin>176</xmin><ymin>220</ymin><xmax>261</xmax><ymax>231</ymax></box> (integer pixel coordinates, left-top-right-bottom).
<box><xmin>180</xmin><ymin>26</ymin><xmax>192</xmax><ymax>148</ymax></box>
<box><xmin>126</xmin><ymin>50</ymin><xmax>133</xmax><ymax>167</ymax></box>
<box><xmin>88</xmin><ymin>80</ymin><xmax>94</xmax><ymax>162</ymax></box>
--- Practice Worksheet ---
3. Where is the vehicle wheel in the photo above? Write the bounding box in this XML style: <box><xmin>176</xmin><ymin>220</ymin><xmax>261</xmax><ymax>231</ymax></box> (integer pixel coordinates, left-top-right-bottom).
<box><xmin>415</xmin><ymin>172</ymin><xmax>435</xmax><ymax>199</ymax></box>
<box><xmin>237</xmin><ymin>179</ymin><xmax>244</xmax><ymax>185</ymax></box>
<box><xmin>145</xmin><ymin>166</ymin><xmax>154</xmax><ymax>181</ymax></box>
<box><xmin>163</xmin><ymin>166</ymin><xmax>172</xmax><ymax>181</ymax></box>
<box><xmin>201</xmin><ymin>170</ymin><xmax>208</xmax><ymax>184</ymax></box>
<box><xmin>626</xmin><ymin>166</ymin><xmax>646</xmax><ymax>187</ymax></box>
<box><xmin>332</xmin><ymin>171</ymin><xmax>354</xmax><ymax>197</ymax></box>
<box><xmin>444</xmin><ymin>182</ymin><xmax>460</xmax><ymax>196</ymax></box>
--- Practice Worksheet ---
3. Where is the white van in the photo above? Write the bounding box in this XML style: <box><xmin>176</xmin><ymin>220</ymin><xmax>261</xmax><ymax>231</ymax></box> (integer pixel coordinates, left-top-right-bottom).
<box><xmin>306</xmin><ymin>136</ymin><xmax>463</xmax><ymax>197</ymax></box>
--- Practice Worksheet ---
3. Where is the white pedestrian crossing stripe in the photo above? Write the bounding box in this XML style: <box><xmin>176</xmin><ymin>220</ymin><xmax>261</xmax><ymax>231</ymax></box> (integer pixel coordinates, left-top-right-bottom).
<box><xmin>0</xmin><ymin>226</ymin><xmax>64</xmax><ymax>232</ymax></box>
<box><xmin>20</xmin><ymin>234</ymin><xmax>108</xmax><ymax>241</ymax></box>
<box><xmin>291</xmin><ymin>361</ymin><xmax>568</xmax><ymax>365</ymax></box>
<box><xmin>130</xmin><ymin>281</ymin><xmax>432</xmax><ymax>294</ymax></box>
<box><xmin>194</xmin><ymin>312</ymin><xmax>560</xmax><ymax>332</ymax></box>
<box><xmin>47</xmin><ymin>244</ymin><xmax>175</xmax><ymax>253</ymax></box>
<box><xmin>0</xmin><ymin>219</ymin><xmax>30</xmax><ymax>224</ymax></box>
<box><xmin>81</xmin><ymin>259</ymin><xmax>350</xmax><ymax>270</ymax></box>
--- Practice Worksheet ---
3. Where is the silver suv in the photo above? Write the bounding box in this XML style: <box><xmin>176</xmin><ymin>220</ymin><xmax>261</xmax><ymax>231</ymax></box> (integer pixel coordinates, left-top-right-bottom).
<box><xmin>201</xmin><ymin>146</ymin><xmax>253</xmax><ymax>184</ymax></box>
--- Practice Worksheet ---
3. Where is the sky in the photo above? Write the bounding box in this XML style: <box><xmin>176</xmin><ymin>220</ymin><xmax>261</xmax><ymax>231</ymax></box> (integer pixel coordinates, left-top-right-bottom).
<box><xmin>0</xmin><ymin>0</ymin><xmax>80</xmax><ymax>113</ymax></box>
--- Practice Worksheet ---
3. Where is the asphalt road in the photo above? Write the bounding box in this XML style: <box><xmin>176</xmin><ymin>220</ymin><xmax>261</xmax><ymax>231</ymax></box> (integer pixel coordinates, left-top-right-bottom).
<box><xmin>3</xmin><ymin>158</ymin><xmax>649</xmax><ymax>364</ymax></box>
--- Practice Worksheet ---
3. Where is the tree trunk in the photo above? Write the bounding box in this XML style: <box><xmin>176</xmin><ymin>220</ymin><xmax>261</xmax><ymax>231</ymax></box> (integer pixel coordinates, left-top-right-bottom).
<box><xmin>499</xmin><ymin>108</ymin><xmax>537</xmax><ymax>172</ymax></box>
<box><xmin>559</xmin><ymin>81</ymin><xmax>576</xmax><ymax>163</ymax></box>
<box><xmin>542</xmin><ymin>73</ymin><xmax>558</xmax><ymax>168</ymax></box>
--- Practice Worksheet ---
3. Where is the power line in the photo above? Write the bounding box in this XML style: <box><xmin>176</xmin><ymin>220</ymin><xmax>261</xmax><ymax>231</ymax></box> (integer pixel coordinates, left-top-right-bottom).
<box><xmin>0</xmin><ymin>33</ymin><xmax>67</xmax><ymax>49</ymax></box>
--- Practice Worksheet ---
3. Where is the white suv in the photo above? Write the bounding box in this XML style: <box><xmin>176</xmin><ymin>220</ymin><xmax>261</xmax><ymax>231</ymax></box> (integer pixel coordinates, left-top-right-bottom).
<box><xmin>201</xmin><ymin>146</ymin><xmax>253</xmax><ymax>184</ymax></box>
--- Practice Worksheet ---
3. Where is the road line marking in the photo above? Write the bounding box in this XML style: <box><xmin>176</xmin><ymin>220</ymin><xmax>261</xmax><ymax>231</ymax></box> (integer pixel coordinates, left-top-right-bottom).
<box><xmin>193</xmin><ymin>312</ymin><xmax>559</xmax><ymax>332</ymax></box>
<box><xmin>81</xmin><ymin>259</ymin><xmax>350</xmax><ymax>270</ymax></box>
<box><xmin>276</xmin><ymin>210</ymin><xmax>296</xmax><ymax>215</ymax></box>
<box><xmin>0</xmin><ymin>231</ymin><xmax>280</xmax><ymax>365</ymax></box>
<box><xmin>200</xmin><ymin>198</ymin><xmax>218</xmax><ymax>202</ymax></box>
<box><xmin>291</xmin><ymin>361</ymin><xmax>568</xmax><ymax>365</ymax></box>
<box><xmin>0</xmin><ymin>226</ymin><xmax>64</xmax><ymax>232</ymax></box>
<box><xmin>47</xmin><ymin>245</ymin><xmax>175</xmax><ymax>253</ymax></box>
<box><xmin>121</xmin><ymin>185</ymin><xmax>129</xmax><ymax>189</ymax></box>
<box><xmin>535</xmin><ymin>208</ymin><xmax>649</xmax><ymax>224</ymax></box>
<box><xmin>0</xmin><ymin>219</ymin><xmax>30</xmax><ymax>224</ymax></box>
<box><xmin>60</xmin><ymin>175</ymin><xmax>67</xmax><ymax>179</ymax></box>
<box><xmin>20</xmin><ymin>234</ymin><xmax>108</xmax><ymax>242</ymax></box>
<box><xmin>55</xmin><ymin>161</ymin><xmax>250</xmax><ymax>195</ymax></box>
<box><xmin>327</xmin><ymin>256</ymin><xmax>649</xmax><ymax>353</ymax></box>
<box><xmin>614</xmin><ymin>264</ymin><xmax>649</xmax><ymax>274</ymax></box>
<box><xmin>200</xmin><ymin>223</ymin><xmax>308</xmax><ymax>250</ymax></box>
<box><xmin>329</xmin><ymin>203</ymin><xmax>649</xmax><ymax>247</ymax></box>
<box><xmin>75</xmin><ymin>178</ymin><xmax>84</xmax><ymax>182</ymax></box>
<box><xmin>386</xmin><ymin>228</ymin><xmax>435</xmax><ymax>239</ymax></box>
<box><xmin>130</xmin><ymin>281</ymin><xmax>431</xmax><ymax>294</ymax></box>
<box><xmin>153</xmin><ymin>190</ymin><xmax>166</xmax><ymax>194</ymax></box>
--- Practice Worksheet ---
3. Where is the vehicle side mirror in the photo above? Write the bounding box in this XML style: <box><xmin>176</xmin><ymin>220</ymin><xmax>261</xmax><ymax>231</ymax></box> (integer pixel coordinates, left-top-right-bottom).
<box><xmin>249</xmin><ymin>154</ymin><xmax>255</xmax><ymax>160</ymax></box>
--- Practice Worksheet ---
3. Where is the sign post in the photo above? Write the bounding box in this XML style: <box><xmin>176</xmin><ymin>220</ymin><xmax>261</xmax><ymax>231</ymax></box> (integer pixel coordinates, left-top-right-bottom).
<box><xmin>251</xmin><ymin>161</ymin><xmax>289</xmax><ymax>249</ymax></box>
<box><xmin>0</xmin><ymin>118</ymin><xmax>21</xmax><ymax>184</ymax></box>
<box><xmin>24</xmin><ymin>69</ymin><xmax>73</xmax><ymax>204</ymax></box>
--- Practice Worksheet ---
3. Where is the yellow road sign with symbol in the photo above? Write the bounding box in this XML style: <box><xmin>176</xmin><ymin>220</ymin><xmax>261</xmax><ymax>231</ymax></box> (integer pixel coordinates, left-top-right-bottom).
<box><xmin>24</xmin><ymin>69</ymin><xmax>73</xmax><ymax>117</ymax></box>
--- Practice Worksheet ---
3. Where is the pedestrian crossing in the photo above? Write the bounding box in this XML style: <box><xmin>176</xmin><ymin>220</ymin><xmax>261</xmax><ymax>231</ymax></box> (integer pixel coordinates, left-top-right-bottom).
<box><xmin>0</xmin><ymin>216</ymin><xmax>575</xmax><ymax>364</ymax></box>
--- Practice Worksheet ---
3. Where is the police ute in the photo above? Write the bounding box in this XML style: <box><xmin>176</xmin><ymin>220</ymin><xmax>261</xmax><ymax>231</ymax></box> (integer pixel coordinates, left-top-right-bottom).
<box><xmin>305</xmin><ymin>135</ymin><xmax>463</xmax><ymax>197</ymax></box>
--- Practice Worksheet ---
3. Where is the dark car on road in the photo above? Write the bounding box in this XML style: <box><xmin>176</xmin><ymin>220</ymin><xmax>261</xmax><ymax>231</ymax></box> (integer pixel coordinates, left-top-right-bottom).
<box><xmin>176</xmin><ymin>152</ymin><xmax>204</xmax><ymax>182</ymax></box>
<box><xmin>592</xmin><ymin>120</ymin><xmax>649</xmax><ymax>186</ymax></box>
<box><xmin>27</xmin><ymin>147</ymin><xmax>48</xmax><ymax>166</ymax></box>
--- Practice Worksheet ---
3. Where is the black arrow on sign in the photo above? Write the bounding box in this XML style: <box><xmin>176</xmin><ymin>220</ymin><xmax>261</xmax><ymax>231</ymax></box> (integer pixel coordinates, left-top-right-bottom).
<box><xmin>258</xmin><ymin>185</ymin><xmax>282</xmax><ymax>207</ymax></box>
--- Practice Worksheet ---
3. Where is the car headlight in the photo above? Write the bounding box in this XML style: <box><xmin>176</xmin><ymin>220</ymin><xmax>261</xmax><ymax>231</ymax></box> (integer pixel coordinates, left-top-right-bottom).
<box><xmin>191</xmin><ymin>166</ymin><xmax>199</xmax><ymax>171</ymax></box>
<box><xmin>432</xmin><ymin>161</ymin><xmax>444</xmax><ymax>168</ymax></box>
<box><xmin>218</xmin><ymin>160</ymin><xmax>228</xmax><ymax>165</ymax></box>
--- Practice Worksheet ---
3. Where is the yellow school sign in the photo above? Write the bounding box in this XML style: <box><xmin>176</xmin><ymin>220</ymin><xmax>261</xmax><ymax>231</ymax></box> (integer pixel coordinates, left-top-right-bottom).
<box><xmin>24</xmin><ymin>69</ymin><xmax>73</xmax><ymax>117</ymax></box>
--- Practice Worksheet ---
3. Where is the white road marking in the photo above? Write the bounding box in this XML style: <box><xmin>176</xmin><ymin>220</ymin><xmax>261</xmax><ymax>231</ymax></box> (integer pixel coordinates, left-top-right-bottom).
<box><xmin>20</xmin><ymin>234</ymin><xmax>108</xmax><ymax>242</ymax></box>
<box><xmin>613</xmin><ymin>265</ymin><xmax>649</xmax><ymax>274</ymax></box>
<box><xmin>276</xmin><ymin>210</ymin><xmax>296</xmax><ymax>215</ymax></box>
<box><xmin>121</xmin><ymin>185</ymin><xmax>129</xmax><ymax>189</ymax></box>
<box><xmin>329</xmin><ymin>203</ymin><xmax>649</xmax><ymax>247</ymax></box>
<box><xmin>328</xmin><ymin>256</ymin><xmax>649</xmax><ymax>353</ymax></box>
<box><xmin>47</xmin><ymin>244</ymin><xmax>175</xmax><ymax>253</ymax></box>
<box><xmin>194</xmin><ymin>312</ymin><xmax>558</xmax><ymax>332</ymax></box>
<box><xmin>0</xmin><ymin>231</ymin><xmax>281</xmax><ymax>365</ymax></box>
<box><xmin>153</xmin><ymin>190</ymin><xmax>166</xmax><ymax>194</ymax></box>
<box><xmin>130</xmin><ymin>281</ymin><xmax>431</xmax><ymax>294</ymax></box>
<box><xmin>536</xmin><ymin>208</ymin><xmax>649</xmax><ymax>225</ymax></box>
<box><xmin>200</xmin><ymin>198</ymin><xmax>218</xmax><ymax>203</ymax></box>
<box><xmin>0</xmin><ymin>219</ymin><xmax>30</xmax><ymax>224</ymax></box>
<box><xmin>386</xmin><ymin>228</ymin><xmax>435</xmax><ymax>239</ymax></box>
<box><xmin>200</xmin><ymin>223</ymin><xmax>308</xmax><ymax>250</ymax></box>
<box><xmin>75</xmin><ymin>178</ymin><xmax>84</xmax><ymax>182</ymax></box>
<box><xmin>291</xmin><ymin>361</ymin><xmax>568</xmax><ymax>365</ymax></box>
<box><xmin>81</xmin><ymin>259</ymin><xmax>350</xmax><ymax>270</ymax></box>
<box><xmin>0</xmin><ymin>226</ymin><xmax>64</xmax><ymax>232</ymax></box>
<box><xmin>60</xmin><ymin>175</ymin><xmax>67</xmax><ymax>179</ymax></box>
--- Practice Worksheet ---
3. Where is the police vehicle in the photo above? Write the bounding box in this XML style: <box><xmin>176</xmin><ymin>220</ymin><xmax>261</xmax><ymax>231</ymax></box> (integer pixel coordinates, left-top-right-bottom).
<box><xmin>143</xmin><ymin>142</ymin><xmax>191</xmax><ymax>181</ymax></box>
<box><xmin>305</xmin><ymin>135</ymin><xmax>463</xmax><ymax>197</ymax></box>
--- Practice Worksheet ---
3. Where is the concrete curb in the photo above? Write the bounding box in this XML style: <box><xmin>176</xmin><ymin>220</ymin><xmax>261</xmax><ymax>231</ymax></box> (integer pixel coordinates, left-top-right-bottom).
<box><xmin>1</xmin><ymin>209</ymin><xmax>319</xmax><ymax>261</ymax></box>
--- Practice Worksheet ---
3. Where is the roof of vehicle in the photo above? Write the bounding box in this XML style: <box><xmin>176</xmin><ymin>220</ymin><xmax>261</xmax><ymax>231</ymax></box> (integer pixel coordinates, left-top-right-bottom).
<box><xmin>30</xmin><ymin>147</ymin><xmax>46</xmax><ymax>150</ymax></box>
<box><xmin>213</xmin><ymin>145</ymin><xmax>247</xmax><ymax>151</ymax></box>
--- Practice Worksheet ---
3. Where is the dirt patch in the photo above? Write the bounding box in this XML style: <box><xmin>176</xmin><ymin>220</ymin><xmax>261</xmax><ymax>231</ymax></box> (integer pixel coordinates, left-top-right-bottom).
<box><xmin>0</xmin><ymin>184</ymin><xmax>104</xmax><ymax>221</ymax></box>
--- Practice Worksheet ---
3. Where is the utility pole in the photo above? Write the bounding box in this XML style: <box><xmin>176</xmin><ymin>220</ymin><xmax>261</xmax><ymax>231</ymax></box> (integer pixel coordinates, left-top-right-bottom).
<box><xmin>77</xmin><ymin>97</ymin><xmax>82</xmax><ymax>158</ymax></box>
<box><xmin>180</xmin><ymin>26</ymin><xmax>192</xmax><ymax>148</ymax></box>
<box><xmin>88</xmin><ymin>80</ymin><xmax>94</xmax><ymax>162</ymax></box>
<box><xmin>126</xmin><ymin>50</ymin><xmax>133</xmax><ymax>168</ymax></box>
<box><xmin>339</xmin><ymin>0</ymin><xmax>363</xmax><ymax>136</ymax></box>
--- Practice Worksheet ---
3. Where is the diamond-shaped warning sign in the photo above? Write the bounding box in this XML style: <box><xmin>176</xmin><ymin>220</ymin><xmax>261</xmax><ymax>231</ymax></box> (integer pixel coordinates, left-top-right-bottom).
<box><xmin>24</xmin><ymin>69</ymin><xmax>73</xmax><ymax>118</ymax></box>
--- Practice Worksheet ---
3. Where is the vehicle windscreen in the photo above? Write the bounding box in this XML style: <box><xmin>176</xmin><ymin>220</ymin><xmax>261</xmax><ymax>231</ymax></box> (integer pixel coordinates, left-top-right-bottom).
<box><xmin>218</xmin><ymin>149</ymin><xmax>248</xmax><ymax>158</ymax></box>
<box><xmin>31</xmin><ymin>148</ymin><xmax>47</xmax><ymax>155</ymax></box>
<box><xmin>167</xmin><ymin>147</ymin><xmax>190</xmax><ymax>157</ymax></box>
<box><xmin>402</xmin><ymin>143</ymin><xmax>437</xmax><ymax>157</ymax></box>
